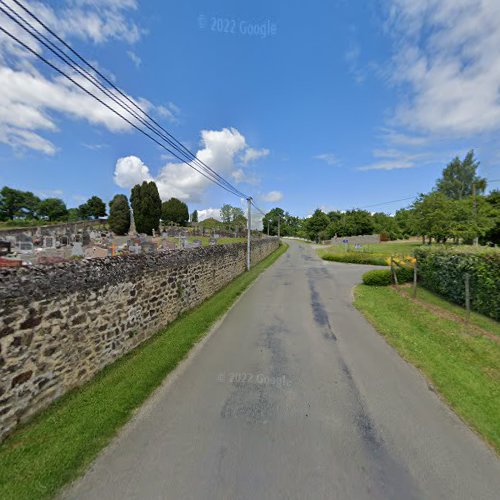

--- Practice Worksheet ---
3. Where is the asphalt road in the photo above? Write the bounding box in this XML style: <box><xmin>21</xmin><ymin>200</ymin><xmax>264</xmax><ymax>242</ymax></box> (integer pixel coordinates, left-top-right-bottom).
<box><xmin>64</xmin><ymin>240</ymin><xmax>500</xmax><ymax>500</ymax></box>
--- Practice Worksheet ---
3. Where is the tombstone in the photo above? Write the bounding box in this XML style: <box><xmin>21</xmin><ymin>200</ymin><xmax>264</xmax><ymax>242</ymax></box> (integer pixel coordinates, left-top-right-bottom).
<box><xmin>89</xmin><ymin>231</ymin><xmax>98</xmax><ymax>240</ymax></box>
<box><xmin>161</xmin><ymin>239</ymin><xmax>176</xmax><ymax>251</ymax></box>
<box><xmin>59</xmin><ymin>235</ymin><xmax>70</xmax><ymax>246</ymax></box>
<box><xmin>43</xmin><ymin>236</ymin><xmax>56</xmax><ymax>248</ymax></box>
<box><xmin>82</xmin><ymin>231</ymin><xmax>91</xmax><ymax>247</ymax></box>
<box><xmin>161</xmin><ymin>231</ymin><xmax>168</xmax><ymax>238</ymax></box>
<box><xmin>141</xmin><ymin>242</ymin><xmax>157</xmax><ymax>254</ymax></box>
<box><xmin>129</xmin><ymin>244</ymin><xmax>142</xmax><ymax>255</ymax></box>
<box><xmin>209</xmin><ymin>237</ymin><xmax>217</xmax><ymax>246</ymax></box>
<box><xmin>0</xmin><ymin>241</ymin><xmax>11</xmax><ymax>256</ymax></box>
<box><xmin>71</xmin><ymin>242</ymin><xmax>84</xmax><ymax>257</ymax></box>
<box><xmin>19</xmin><ymin>241</ymin><xmax>34</xmax><ymax>253</ymax></box>
<box><xmin>84</xmin><ymin>246</ymin><xmax>109</xmax><ymax>259</ymax></box>
<box><xmin>152</xmin><ymin>229</ymin><xmax>156</xmax><ymax>238</ymax></box>
<box><xmin>192</xmin><ymin>240</ymin><xmax>202</xmax><ymax>248</ymax></box>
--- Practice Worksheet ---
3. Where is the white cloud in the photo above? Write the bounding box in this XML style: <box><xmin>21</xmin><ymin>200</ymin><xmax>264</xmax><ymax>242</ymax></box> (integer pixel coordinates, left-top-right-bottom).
<box><xmin>261</xmin><ymin>190</ymin><xmax>283</xmax><ymax>202</ymax></box>
<box><xmin>387</xmin><ymin>0</ymin><xmax>500</xmax><ymax>136</ymax></box>
<box><xmin>114</xmin><ymin>155</ymin><xmax>152</xmax><ymax>187</ymax></box>
<box><xmin>314</xmin><ymin>153</ymin><xmax>339</xmax><ymax>166</ymax></box>
<box><xmin>197</xmin><ymin>208</ymin><xmax>221</xmax><ymax>221</ymax></box>
<box><xmin>156</xmin><ymin>102</ymin><xmax>180</xmax><ymax>123</ymax></box>
<box><xmin>241</xmin><ymin>147</ymin><xmax>269</xmax><ymax>164</ymax></box>
<box><xmin>0</xmin><ymin>0</ymin><xmax>177</xmax><ymax>154</ymax></box>
<box><xmin>127</xmin><ymin>50</ymin><xmax>142</xmax><ymax>68</ymax></box>
<box><xmin>113</xmin><ymin>127</ymin><xmax>269</xmax><ymax>202</ymax></box>
<box><xmin>35</xmin><ymin>189</ymin><xmax>64</xmax><ymax>199</ymax></box>
<box><xmin>357</xmin><ymin>149</ymin><xmax>426</xmax><ymax>171</ymax></box>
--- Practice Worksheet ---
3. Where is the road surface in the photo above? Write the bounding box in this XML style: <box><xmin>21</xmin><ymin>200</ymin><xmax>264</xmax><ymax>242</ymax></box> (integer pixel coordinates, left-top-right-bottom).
<box><xmin>64</xmin><ymin>240</ymin><xmax>500</xmax><ymax>500</ymax></box>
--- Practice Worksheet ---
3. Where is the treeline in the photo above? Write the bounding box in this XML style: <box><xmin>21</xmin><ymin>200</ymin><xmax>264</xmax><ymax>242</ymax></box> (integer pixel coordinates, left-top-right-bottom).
<box><xmin>263</xmin><ymin>151</ymin><xmax>500</xmax><ymax>245</ymax></box>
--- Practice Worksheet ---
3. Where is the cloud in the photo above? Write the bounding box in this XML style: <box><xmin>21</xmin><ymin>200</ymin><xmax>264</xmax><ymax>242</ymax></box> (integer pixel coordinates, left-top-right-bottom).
<box><xmin>113</xmin><ymin>127</ymin><xmax>269</xmax><ymax>202</ymax></box>
<box><xmin>386</xmin><ymin>0</ymin><xmax>500</xmax><ymax>136</ymax></box>
<box><xmin>0</xmin><ymin>0</ymin><xmax>175</xmax><ymax>154</ymax></box>
<box><xmin>357</xmin><ymin>149</ymin><xmax>427</xmax><ymax>171</ymax></box>
<box><xmin>261</xmin><ymin>190</ymin><xmax>283</xmax><ymax>202</ymax></box>
<box><xmin>156</xmin><ymin>102</ymin><xmax>181</xmax><ymax>123</ymax></box>
<box><xmin>197</xmin><ymin>208</ymin><xmax>221</xmax><ymax>221</ymax></box>
<box><xmin>241</xmin><ymin>147</ymin><xmax>269</xmax><ymax>164</ymax></box>
<box><xmin>127</xmin><ymin>50</ymin><xmax>142</xmax><ymax>68</ymax></box>
<box><xmin>314</xmin><ymin>153</ymin><xmax>339</xmax><ymax>166</ymax></box>
<box><xmin>114</xmin><ymin>155</ymin><xmax>152</xmax><ymax>187</ymax></box>
<box><xmin>35</xmin><ymin>189</ymin><xmax>64</xmax><ymax>199</ymax></box>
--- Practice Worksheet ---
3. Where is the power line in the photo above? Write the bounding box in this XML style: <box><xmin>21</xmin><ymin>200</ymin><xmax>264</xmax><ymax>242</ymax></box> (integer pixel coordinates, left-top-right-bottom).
<box><xmin>0</xmin><ymin>1</ymin><xmax>248</xmax><ymax>199</ymax></box>
<box><xmin>7</xmin><ymin>0</ymin><xmax>247</xmax><ymax>199</ymax></box>
<box><xmin>356</xmin><ymin>196</ymin><xmax>417</xmax><ymax>210</ymax></box>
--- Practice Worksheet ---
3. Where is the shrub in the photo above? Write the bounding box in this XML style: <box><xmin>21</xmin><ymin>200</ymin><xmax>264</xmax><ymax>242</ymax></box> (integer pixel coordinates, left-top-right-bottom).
<box><xmin>321</xmin><ymin>252</ymin><xmax>387</xmax><ymax>266</ymax></box>
<box><xmin>395</xmin><ymin>266</ymin><xmax>413</xmax><ymax>283</ymax></box>
<box><xmin>414</xmin><ymin>247</ymin><xmax>500</xmax><ymax>320</ymax></box>
<box><xmin>362</xmin><ymin>269</ymin><xmax>392</xmax><ymax>286</ymax></box>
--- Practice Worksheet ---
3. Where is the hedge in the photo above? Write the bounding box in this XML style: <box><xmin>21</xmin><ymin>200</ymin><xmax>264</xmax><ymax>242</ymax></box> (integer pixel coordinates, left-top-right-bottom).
<box><xmin>414</xmin><ymin>247</ymin><xmax>500</xmax><ymax>320</ymax></box>
<box><xmin>362</xmin><ymin>269</ymin><xmax>392</xmax><ymax>286</ymax></box>
<box><xmin>321</xmin><ymin>252</ymin><xmax>387</xmax><ymax>266</ymax></box>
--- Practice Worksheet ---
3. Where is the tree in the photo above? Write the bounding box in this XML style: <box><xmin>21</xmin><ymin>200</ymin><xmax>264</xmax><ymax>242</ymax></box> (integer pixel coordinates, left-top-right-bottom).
<box><xmin>412</xmin><ymin>192</ymin><xmax>453</xmax><ymax>243</ymax></box>
<box><xmin>481</xmin><ymin>190</ymin><xmax>500</xmax><ymax>245</ymax></box>
<box><xmin>220</xmin><ymin>204</ymin><xmax>233</xmax><ymax>224</ymax></box>
<box><xmin>191</xmin><ymin>210</ymin><xmax>198</xmax><ymax>223</ymax></box>
<box><xmin>108</xmin><ymin>194</ymin><xmax>131</xmax><ymax>235</ymax></box>
<box><xmin>436</xmin><ymin>150</ymin><xmax>487</xmax><ymax>200</ymax></box>
<box><xmin>263</xmin><ymin>207</ymin><xmax>285</xmax><ymax>236</ymax></box>
<box><xmin>130</xmin><ymin>181</ymin><xmax>162</xmax><ymax>235</ymax></box>
<box><xmin>161</xmin><ymin>198</ymin><xmax>189</xmax><ymax>226</ymax></box>
<box><xmin>306</xmin><ymin>209</ymin><xmax>330</xmax><ymax>241</ymax></box>
<box><xmin>66</xmin><ymin>208</ymin><xmax>80</xmax><ymax>221</ymax></box>
<box><xmin>37</xmin><ymin>198</ymin><xmax>68</xmax><ymax>221</ymax></box>
<box><xmin>77</xmin><ymin>202</ymin><xmax>91</xmax><ymax>219</ymax></box>
<box><xmin>85</xmin><ymin>196</ymin><xmax>106</xmax><ymax>219</ymax></box>
<box><xmin>0</xmin><ymin>186</ymin><xmax>40</xmax><ymax>220</ymax></box>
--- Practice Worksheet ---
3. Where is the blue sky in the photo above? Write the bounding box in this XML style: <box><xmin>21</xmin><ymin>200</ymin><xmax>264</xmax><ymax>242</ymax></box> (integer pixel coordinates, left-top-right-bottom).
<box><xmin>1</xmin><ymin>0</ymin><xmax>499</xmax><ymax>220</ymax></box>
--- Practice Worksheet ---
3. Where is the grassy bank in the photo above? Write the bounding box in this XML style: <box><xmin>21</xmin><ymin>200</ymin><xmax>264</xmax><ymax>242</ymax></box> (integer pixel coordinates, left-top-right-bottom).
<box><xmin>0</xmin><ymin>243</ymin><xmax>288</xmax><ymax>500</ymax></box>
<box><xmin>318</xmin><ymin>240</ymin><xmax>420</xmax><ymax>266</ymax></box>
<box><xmin>354</xmin><ymin>284</ymin><xmax>500</xmax><ymax>453</ymax></box>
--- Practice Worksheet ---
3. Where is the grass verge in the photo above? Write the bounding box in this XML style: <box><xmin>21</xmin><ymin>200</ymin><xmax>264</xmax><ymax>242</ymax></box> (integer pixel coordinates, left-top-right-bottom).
<box><xmin>354</xmin><ymin>284</ymin><xmax>500</xmax><ymax>454</ymax></box>
<box><xmin>320</xmin><ymin>252</ymin><xmax>388</xmax><ymax>266</ymax></box>
<box><xmin>0</xmin><ymin>243</ymin><xmax>288</xmax><ymax>500</ymax></box>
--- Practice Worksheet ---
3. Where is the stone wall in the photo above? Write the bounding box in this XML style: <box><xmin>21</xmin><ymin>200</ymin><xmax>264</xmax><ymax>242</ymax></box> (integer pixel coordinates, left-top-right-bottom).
<box><xmin>0</xmin><ymin>238</ymin><xmax>279</xmax><ymax>440</ymax></box>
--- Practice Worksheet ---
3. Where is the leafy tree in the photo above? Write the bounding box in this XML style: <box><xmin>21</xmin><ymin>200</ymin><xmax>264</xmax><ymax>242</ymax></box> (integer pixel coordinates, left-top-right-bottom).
<box><xmin>0</xmin><ymin>186</ymin><xmax>40</xmax><ymax>220</ymax></box>
<box><xmin>306</xmin><ymin>209</ymin><xmax>330</xmax><ymax>241</ymax></box>
<box><xmin>263</xmin><ymin>207</ymin><xmax>285</xmax><ymax>236</ymax></box>
<box><xmin>77</xmin><ymin>202</ymin><xmax>91</xmax><ymax>219</ymax></box>
<box><xmin>220</xmin><ymin>204</ymin><xmax>233</xmax><ymax>224</ymax></box>
<box><xmin>130</xmin><ymin>181</ymin><xmax>162</xmax><ymax>235</ymax></box>
<box><xmin>37</xmin><ymin>198</ymin><xmax>68</xmax><ymax>221</ymax></box>
<box><xmin>436</xmin><ymin>150</ymin><xmax>487</xmax><ymax>200</ymax></box>
<box><xmin>412</xmin><ymin>192</ymin><xmax>452</xmax><ymax>243</ymax></box>
<box><xmin>161</xmin><ymin>198</ymin><xmax>189</xmax><ymax>226</ymax></box>
<box><xmin>481</xmin><ymin>190</ymin><xmax>500</xmax><ymax>245</ymax></box>
<box><xmin>108</xmin><ymin>194</ymin><xmax>131</xmax><ymax>235</ymax></box>
<box><xmin>66</xmin><ymin>208</ymin><xmax>80</xmax><ymax>221</ymax></box>
<box><xmin>85</xmin><ymin>196</ymin><xmax>106</xmax><ymax>219</ymax></box>
<box><xmin>191</xmin><ymin>209</ymin><xmax>198</xmax><ymax>223</ymax></box>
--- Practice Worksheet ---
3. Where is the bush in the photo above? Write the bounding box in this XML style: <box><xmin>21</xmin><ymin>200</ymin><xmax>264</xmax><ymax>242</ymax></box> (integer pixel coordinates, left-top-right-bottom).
<box><xmin>362</xmin><ymin>269</ymin><xmax>392</xmax><ymax>286</ymax></box>
<box><xmin>414</xmin><ymin>247</ymin><xmax>500</xmax><ymax>320</ymax></box>
<box><xmin>321</xmin><ymin>252</ymin><xmax>387</xmax><ymax>266</ymax></box>
<box><xmin>395</xmin><ymin>266</ymin><xmax>413</xmax><ymax>283</ymax></box>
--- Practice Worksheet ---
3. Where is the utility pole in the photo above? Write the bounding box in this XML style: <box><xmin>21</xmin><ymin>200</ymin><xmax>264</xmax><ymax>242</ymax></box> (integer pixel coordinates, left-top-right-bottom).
<box><xmin>473</xmin><ymin>182</ymin><xmax>479</xmax><ymax>246</ymax></box>
<box><xmin>247</xmin><ymin>197</ymin><xmax>252</xmax><ymax>271</ymax></box>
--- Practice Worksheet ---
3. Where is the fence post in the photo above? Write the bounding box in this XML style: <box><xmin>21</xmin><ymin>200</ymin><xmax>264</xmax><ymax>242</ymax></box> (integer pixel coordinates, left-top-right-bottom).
<box><xmin>412</xmin><ymin>259</ymin><xmax>418</xmax><ymax>298</ymax></box>
<box><xmin>465</xmin><ymin>273</ymin><xmax>471</xmax><ymax>324</ymax></box>
<box><xmin>391</xmin><ymin>256</ymin><xmax>399</xmax><ymax>286</ymax></box>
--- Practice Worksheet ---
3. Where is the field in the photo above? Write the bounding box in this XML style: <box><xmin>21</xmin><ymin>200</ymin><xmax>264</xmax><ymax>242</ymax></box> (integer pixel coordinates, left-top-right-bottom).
<box><xmin>354</xmin><ymin>284</ymin><xmax>500</xmax><ymax>453</ymax></box>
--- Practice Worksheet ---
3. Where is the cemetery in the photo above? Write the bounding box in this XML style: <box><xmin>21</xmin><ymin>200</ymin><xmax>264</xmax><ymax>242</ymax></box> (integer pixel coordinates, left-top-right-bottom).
<box><xmin>0</xmin><ymin>219</ymin><xmax>248</xmax><ymax>267</ymax></box>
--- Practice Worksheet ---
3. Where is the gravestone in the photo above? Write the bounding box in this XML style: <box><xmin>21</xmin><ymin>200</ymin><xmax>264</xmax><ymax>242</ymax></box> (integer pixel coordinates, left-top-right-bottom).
<box><xmin>43</xmin><ymin>236</ymin><xmax>56</xmax><ymax>248</ymax></box>
<box><xmin>192</xmin><ymin>240</ymin><xmax>202</xmax><ymax>248</ymax></box>
<box><xmin>71</xmin><ymin>242</ymin><xmax>84</xmax><ymax>257</ymax></box>
<box><xmin>209</xmin><ymin>237</ymin><xmax>217</xmax><ymax>246</ymax></box>
<box><xmin>0</xmin><ymin>241</ymin><xmax>11</xmax><ymax>256</ymax></box>
<box><xmin>19</xmin><ymin>242</ymin><xmax>34</xmax><ymax>252</ymax></box>
<box><xmin>141</xmin><ymin>242</ymin><xmax>157</xmax><ymax>254</ymax></box>
<box><xmin>82</xmin><ymin>231</ymin><xmax>91</xmax><ymax>247</ymax></box>
<box><xmin>129</xmin><ymin>244</ymin><xmax>142</xmax><ymax>255</ymax></box>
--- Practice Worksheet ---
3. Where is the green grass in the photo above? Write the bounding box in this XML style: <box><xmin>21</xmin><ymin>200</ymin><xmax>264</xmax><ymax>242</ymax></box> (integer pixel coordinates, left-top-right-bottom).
<box><xmin>354</xmin><ymin>285</ymin><xmax>500</xmax><ymax>453</ymax></box>
<box><xmin>318</xmin><ymin>240</ymin><xmax>421</xmax><ymax>266</ymax></box>
<box><xmin>413</xmin><ymin>286</ymin><xmax>500</xmax><ymax>338</ymax></box>
<box><xmin>0</xmin><ymin>243</ymin><xmax>288</xmax><ymax>500</ymax></box>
